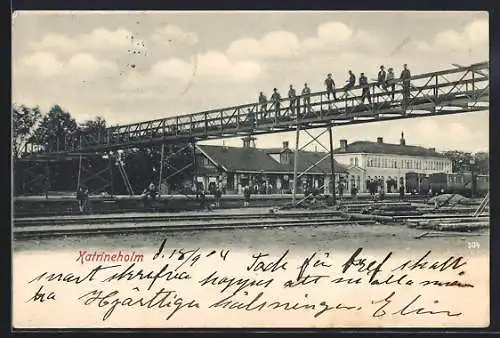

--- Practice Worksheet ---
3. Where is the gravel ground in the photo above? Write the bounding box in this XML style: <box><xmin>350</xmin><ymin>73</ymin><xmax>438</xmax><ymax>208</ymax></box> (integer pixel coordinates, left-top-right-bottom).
<box><xmin>13</xmin><ymin>220</ymin><xmax>489</xmax><ymax>256</ymax></box>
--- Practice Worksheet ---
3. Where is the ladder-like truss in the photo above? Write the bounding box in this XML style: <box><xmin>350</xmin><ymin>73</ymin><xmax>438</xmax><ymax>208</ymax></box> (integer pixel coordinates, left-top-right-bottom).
<box><xmin>22</xmin><ymin>61</ymin><xmax>488</xmax><ymax>156</ymax></box>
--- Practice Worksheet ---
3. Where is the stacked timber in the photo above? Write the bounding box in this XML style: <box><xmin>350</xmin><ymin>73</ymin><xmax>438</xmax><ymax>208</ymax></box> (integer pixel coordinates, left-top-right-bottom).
<box><xmin>361</xmin><ymin>202</ymin><xmax>423</xmax><ymax>216</ymax></box>
<box><xmin>339</xmin><ymin>212</ymin><xmax>395</xmax><ymax>224</ymax></box>
<box><xmin>408</xmin><ymin>217</ymin><xmax>489</xmax><ymax>232</ymax></box>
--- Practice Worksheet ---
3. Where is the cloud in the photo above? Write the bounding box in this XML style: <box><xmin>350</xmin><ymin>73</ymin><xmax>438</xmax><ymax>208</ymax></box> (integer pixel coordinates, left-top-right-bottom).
<box><xmin>197</xmin><ymin>51</ymin><xmax>261</xmax><ymax>81</ymax></box>
<box><xmin>18</xmin><ymin>52</ymin><xmax>64</xmax><ymax>77</ymax></box>
<box><xmin>464</xmin><ymin>19</ymin><xmax>488</xmax><ymax>43</ymax></box>
<box><xmin>150</xmin><ymin>24</ymin><xmax>198</xmax><ymax>46</ymax></box>
<box><xmin>226</xmin><ymin>30</ymin><xmax>300</xmax><ymax>59</ymax></box>
<box><xmin>30</xmin><ymin>27</ymin><xmax>146</xmax><ymax>54</ymax></box>
<box><xmin>80</xmin><ymin>27</ymin><xmax>135</xmax><ymax>50</ymax></box>
<box><xmin>433</xmin><ymin>19</ymin><xmax>488</xmax><ymax>50</ymax></box>
<box><xmin>17</xmin><ymin>52</ymin><xmax>118</xmax><ymax>79</ymax></box>
<box><xmin>151</xmin><ymin>57</ymin><xmax>194</xmax><ymax>80</ymax></box>
<box><xmin>302</xmin><ymin>21</ymin><xmax>353</xmax><ymax>50</ymax></box>
<box><xmin>30</xmin><ymin>34</ymin><xmax>78</xmax><ymax>52</ymax></box>
<box><xmin>121</xmin><ymin>51</ymin><xmax>261</xmax><ymax>91</ymax></box>
<box><xmin>67</xmin><ymin>53</ymin><xmax>118</xmax><ymax>76</ymax></box>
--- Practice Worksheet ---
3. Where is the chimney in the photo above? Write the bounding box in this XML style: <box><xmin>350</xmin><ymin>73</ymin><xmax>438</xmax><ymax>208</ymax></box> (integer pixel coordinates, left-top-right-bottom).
<box><xmin>283</xmin><ymin>141</ymin><xmax>289</xmax><ymax>150</ymax></box>
<box><xmin>400</xmin><ymin>131</ymin><xmax>406</xmax><ymax>146</ymax></box>
<box><xmin>377</xmin><ymin>137</ymin><xmax>383</xmax><ymax>144</ymax></box>
<box><xmin>429</xmin><ymin>147</ymin><xmax>436</xmax><ymax>152</ymax></box>
<box><xmin>340</xmin><ymin>139</ymin><xmax>347</xmax><ymax>151</ymax></box>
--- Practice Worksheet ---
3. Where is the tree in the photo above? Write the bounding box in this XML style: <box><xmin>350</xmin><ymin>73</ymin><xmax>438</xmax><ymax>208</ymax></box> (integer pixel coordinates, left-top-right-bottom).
<box><xmin>79</xmin><ymin>116</ymin><xmax>107</xmax><ymax>134</ymax></box>
<box><xmin>12</xmin><ymin>104</ymin><xmax>42</xmax><ymax>158</ymax></box>
<box><xmin>474</xmin><ymin>151</ymin><xmax>489</xmax><ymax>175</ymax></box>
<box><xmin>442</xmin><ymin>150</ymin><xmax>489</xmax><ymax>174</ymax></box>
<box><xmin>31</xmin><ymin>105</ymin><xmax>79</xmax><ymax>152</ymax></box>
<box><xmin>442</xmin><ymin>151</ymin><xmax>474</xmax><ymax>173</ymax></box>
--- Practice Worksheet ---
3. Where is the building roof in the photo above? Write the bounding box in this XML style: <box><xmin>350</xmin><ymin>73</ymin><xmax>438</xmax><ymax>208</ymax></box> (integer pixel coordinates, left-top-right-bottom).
<box><xmin>274</xmin><ymin>150</ymin><xmax>347</xmax><ymax>174</ymax></box>
<box><xmin>333</xmin><ymin>141</ymin><xmax>446</xmax><ymax>157</ymax></box>
<box><xmin>197</xmin><ymin>145</ymin><xmax>347</xmax><ymax>174</ymax></box>
<box><xmin>197</xmin><ymin>145</ymin><xmax>284</xmax><ymax>172</ymax></box>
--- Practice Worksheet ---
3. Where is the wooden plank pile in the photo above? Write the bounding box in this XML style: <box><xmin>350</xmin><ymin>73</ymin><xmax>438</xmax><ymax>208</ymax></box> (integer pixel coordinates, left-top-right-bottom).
<box><xmin>408</xmin><ymin>217</ymin><xmax>489</xmax><ymax>232</ymax></box>
<box><xmin>360</xmin><ymin>202</ymin><xmax>423</xmax><ymax>216</ymax></box>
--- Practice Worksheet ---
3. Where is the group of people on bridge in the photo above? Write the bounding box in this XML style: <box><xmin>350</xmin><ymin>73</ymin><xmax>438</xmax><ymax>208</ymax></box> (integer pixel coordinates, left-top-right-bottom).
<box><xmin>257</xmin><ymin>64</ymin><xmax>412</xmax><ymax>117</ymax></box>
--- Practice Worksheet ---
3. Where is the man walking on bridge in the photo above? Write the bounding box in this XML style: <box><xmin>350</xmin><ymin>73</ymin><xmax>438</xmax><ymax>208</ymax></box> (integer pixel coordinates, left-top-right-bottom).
<box><xmin>377</xmin><ymin>65</ymin><xmax>386</xmax><ymax>89</ymax></box>
<box><xmin>325</xmin><ymin>74</ymin><xmax>337</xmax><ymax>101</ymax></box>
<box><xmin>271</xmin><ymin>88</ymin><xmax>281</xmax><ymax>120</ymax></box>
<box><xmin>386</xmin><ymin>67</ymin><xmax>395</xmax><ymax>100</ymax></box>
<box><xmin>400</xmin><ymin>64</ymin><xmax>411</xmax><ymax>110</ymax></box>
<box><xmin>258</xmin><ymin>91</ymin><xmax>267</xmax><ymax>116</ymax></box>
<box><xmin>359</xmin><ymin>73</ymin><xmax>372</xmax><ymax>104</ymax></box>
<box><xmin>301</xmin><ymin>83</ymin><xmax>312</xmax><ymax>115</ymax></box>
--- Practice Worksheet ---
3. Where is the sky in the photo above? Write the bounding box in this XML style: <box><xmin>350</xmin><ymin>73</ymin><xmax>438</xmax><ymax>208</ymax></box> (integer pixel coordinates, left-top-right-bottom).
<box><xmin>12</xmin><ymin>11</ymin><xmax>489</xmax><ymax>153</ymax></box>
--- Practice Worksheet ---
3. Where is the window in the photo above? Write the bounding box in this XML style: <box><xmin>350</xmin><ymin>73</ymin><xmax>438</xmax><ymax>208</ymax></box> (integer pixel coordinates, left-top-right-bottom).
<box><xmin>350</xmin><ymin>157</ymin><xmax>354</xmax><ymax>165</ymax></box>
<box><xmin>354</xmin><ymin>157</ymin><xmax>359</xmax><ymax>166</ymax></box>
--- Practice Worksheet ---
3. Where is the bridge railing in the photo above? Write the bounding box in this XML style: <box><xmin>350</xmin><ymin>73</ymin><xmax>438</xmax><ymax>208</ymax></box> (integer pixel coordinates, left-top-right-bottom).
<box><xmin>23</xmin><ymin>62</ymin><xmax>488</xmax><ymax>155</ymax></box>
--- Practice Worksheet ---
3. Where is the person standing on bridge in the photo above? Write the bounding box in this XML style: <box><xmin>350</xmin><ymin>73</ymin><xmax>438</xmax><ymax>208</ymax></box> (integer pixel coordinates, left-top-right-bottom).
<box><xmin>377</xmin><ymin>65</ymin><xmax>386</xmax><ymax>89</ymax></box>
<box><xmin>271</xmin><ymin>88</ymin><xmax>282</xmax><ymax>120</ymax></box>
<box><xmin>301</xmin><ymin>83</ymin><xmax>312</xmax><ymax>115</ymax></box>
<box><xmin>386</xmin><ymin>67</ymin><xmax>396</xmax><ymax>100</ymax></box>
<box><xmin>288</xmin><ymin>85</ymin><xmax>298</xmax><ymax>115</ymax></box>
<box><xmin>400</xmin><ymin>64</ymin><xmax>411</xmax><ymax>109</ymax></box>
<box><xmin>325</xmin><ymin>74</ymin><xmax>337</xmax><ymax>101</ymax></box>
<box><xmin>343</xmin><ymin>70</ymin><xmax>356</xmax><ymax>92</ymax></box>
<box><xmin>359</xmin><ymin>73</ymin><xmax>372</xmax><ymax>104</ymax></box>
<box><xmin>258</xmin><ymin>91</ymin><xmax>267</xmax><ymax>117</ymax></box>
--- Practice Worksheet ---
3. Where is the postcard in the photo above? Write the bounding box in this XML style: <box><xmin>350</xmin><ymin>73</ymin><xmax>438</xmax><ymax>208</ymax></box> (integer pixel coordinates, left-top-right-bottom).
<box><xmin>12</xmin><ymin>10</ymin><xmax>489</xmax><ymax>328</ymax></box>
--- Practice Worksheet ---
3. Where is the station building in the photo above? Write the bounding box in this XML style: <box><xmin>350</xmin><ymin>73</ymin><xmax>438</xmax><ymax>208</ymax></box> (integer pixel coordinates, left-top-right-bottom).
<box><xmin>192</xmin><ymin>133</ymin><xmax>452</xmax><ymax>195</ymax></box>
<box><xmin>194</xmin><ymin>136</ymin><xmax>347</xmax><ymax>195</ymax></box>
<box><xmin>332</xmin><ymin>133</ymin><xmax>452</xmax><ymax>193</ymax></box>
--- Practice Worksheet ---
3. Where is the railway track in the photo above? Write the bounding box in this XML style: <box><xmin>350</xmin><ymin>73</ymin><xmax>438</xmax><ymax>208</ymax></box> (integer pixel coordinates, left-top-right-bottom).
<box><xmin>13</xmin><ymin>217</ymin><xmax>377</xmax><ymax>239</ymax></box>
<box><xmin>14</xmin><ymin>210</ymin><xmax>345</xmax><ymax>227</ymax></box>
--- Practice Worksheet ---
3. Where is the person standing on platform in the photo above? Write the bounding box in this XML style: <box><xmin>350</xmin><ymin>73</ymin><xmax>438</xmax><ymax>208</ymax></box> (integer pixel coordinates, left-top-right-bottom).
<box><xmin>301</xmin><ymin>83</ymin><xmax>312</xmax><ymax>115</ymax></box>
<box><xmin>377</xmin><ymin>65</ymin><xmax>386</xmax><ymax>89</ymax></box>
<box><xmin>288</xmin><ymin>85</ymin><xmax>298</xmax><ymax>115</ymax></box>
<box><xmin>400</xmin><ymin>64</ymin><xmax>411</xmax><ymax>109</ymax></box>
<box><xmin>399</xmin><ymin>184</ymin><xmax>405</xmax><ymax>201</ymax></box>
<box><xmin>76</xmin><ymin>186</ymin><xmax>89</xmax><ymax>213</ymax></box>
<box><xmin>271</xmin><ymin>88</ymin><xmax>281</xmax><ymax>120</ymax></box>
<box><xmin>359</xmin><ymin>73</ymin><xmax>372</xmax><ymax>104</ymax></box>
<box><xmin>386</xmin><ymin>67</ymin><xmax>396</xmax><ymax>100</ymax></box>
<box><xmin>215</xmin><ymin>185</ymin><xmax>222</xmax><ymax>208</ymax></box>
<box><xmin>258</xmin><ymin>91</ymin><xmax>267</xmax><ymax>116</ymax></box>
<box><xmin>243</xmin><ymin>185</ymin><xmax>251</xmax><ymax>207</ymax></box>
<box><xmin>325</xmin><ymin>74</ymin><xmax>337</xmax><ymax>101</ymax></box>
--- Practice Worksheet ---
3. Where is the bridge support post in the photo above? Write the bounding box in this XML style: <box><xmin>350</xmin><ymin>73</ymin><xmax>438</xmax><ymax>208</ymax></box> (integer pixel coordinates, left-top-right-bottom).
<box><xmin>291</xmin><ymin>125</ymin><xmax>337</xmax><ymax>207</ymax></box>
<box><xmin>328</xmin><ymin>126</ymin><xmax>337</xmax><ymax>206</ymax></box>
<box><xmin>159</xmin><ymin>142</ymin><xmax>196</xmax><ymax>195</ymax></box>
<box><xmin>158</xmin><ymin>143</ymin><xmax>165</xmax><ymax>197</ymax></box>
<box><xmin>77</xmin><ymin>155</ymin><xmax>112</xmax><ymax>195</ymax></box>
<box><xmin>19</xmin><ymin>160</ymin><xmax>51</xmax><ymax>196</ymax></box>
